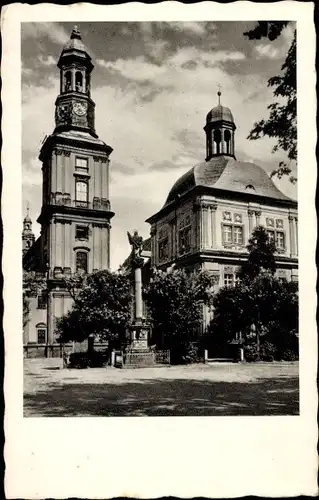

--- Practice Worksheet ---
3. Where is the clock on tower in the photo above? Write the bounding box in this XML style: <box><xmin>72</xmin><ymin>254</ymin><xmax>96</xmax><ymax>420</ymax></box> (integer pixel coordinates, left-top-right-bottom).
<box><xmin>53</xmin><ymin>25</ymin><xmax>96</xmax><ymax>136</ymax></box>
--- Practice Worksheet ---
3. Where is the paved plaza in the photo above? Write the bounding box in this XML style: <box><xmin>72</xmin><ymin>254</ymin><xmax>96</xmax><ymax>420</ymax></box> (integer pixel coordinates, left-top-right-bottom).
<box><xmin>24</xmin><ymin>358</ymin><xmax>299</xmax><ymax>417</ymax></box>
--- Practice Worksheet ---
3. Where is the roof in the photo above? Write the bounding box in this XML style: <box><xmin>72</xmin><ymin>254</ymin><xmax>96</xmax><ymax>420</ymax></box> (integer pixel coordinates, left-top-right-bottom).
<box><xmin>61</xmin><ymin>27</ymin><xmax>91</xmax><ymax>59</ymax></box>
<box><xmin>206</xmin><ymin>104</ymin><xmax>234</xmax><ymax>124</ymax></box>
<box><xmin>164</xmin><ymin>155</ymin><xmax>295</xmax><ymax>208</ymax></box>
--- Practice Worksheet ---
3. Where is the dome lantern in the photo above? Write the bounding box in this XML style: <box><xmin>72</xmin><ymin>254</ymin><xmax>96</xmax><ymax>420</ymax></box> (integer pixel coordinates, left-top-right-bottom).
<box><xmin>204</xmin><ymin>89</ymin><xmax>236</xmax><ymax>161</ymax></box>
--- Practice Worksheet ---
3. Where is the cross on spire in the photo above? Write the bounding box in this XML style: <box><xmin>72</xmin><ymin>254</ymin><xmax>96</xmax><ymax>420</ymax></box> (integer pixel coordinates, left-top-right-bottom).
<box><xmin>26</xmin><ymin>201</ymin><xmax>30</xmax><ymax>217</ymax></box>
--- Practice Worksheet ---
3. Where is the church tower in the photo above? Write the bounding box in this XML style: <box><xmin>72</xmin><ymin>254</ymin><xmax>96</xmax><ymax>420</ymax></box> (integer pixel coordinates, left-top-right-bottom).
<box><xmin>22</xmin><ymin>205</ymin><xmax>35</xmax><ymax>255</ymax></box>
<box><xmin>204</xmin><ymin>90</ymin><xmax>236</xmax><ymax>161</ymax></box>
<box><xmin>38</xmin><ymin>26</ymin><xmax>114</xmax><ymax>349</ymax></box>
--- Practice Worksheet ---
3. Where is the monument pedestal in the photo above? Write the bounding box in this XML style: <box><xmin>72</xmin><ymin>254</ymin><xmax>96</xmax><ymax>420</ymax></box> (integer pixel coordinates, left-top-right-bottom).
<box><xmin>123</xmin><ymin>320</ymin><xmax>155</xmax><ymax>368</ymax></box>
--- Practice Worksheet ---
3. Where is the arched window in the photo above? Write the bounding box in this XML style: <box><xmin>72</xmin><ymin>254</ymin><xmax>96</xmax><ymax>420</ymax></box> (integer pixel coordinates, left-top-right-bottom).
<box><xmin>75</xmin><ymin>71</ymin><xmax>83</xmax><ymax>92</ymax></box>
<box><xmin>64</xmin><ymin>71</ymin><xmax>71</xmax><ymax>92</ymax></box>
<box><xmin>76</xmin><ymin>251</ymin><xmax>88</xmax><ymax>274</ymax></box>
<box><xmin>224</xmin><ymin>129</ymin><xmax>231</xmax><ymax>154</ymax></box>
<box><xmin>214</xmin><ymin>129</ymin><xmax>221</xmax><ymax>154</ymax></box>
<box><xmin>75</xmin><ymin>180</ymin><xmax>88</xmax><ymax>202</ymax></box>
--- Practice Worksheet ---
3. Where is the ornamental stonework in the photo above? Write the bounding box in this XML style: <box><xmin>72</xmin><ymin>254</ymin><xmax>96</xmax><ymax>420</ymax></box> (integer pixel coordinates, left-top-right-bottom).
<box><xmin>234</xmin><ymin>213</ymin><xmax>242</xmax><ymax>223</ymax></box>
<box><xmin>266</xmin><ymin>217</ymin><xmax>275</xmax><ymax>227</ymax></box>
<box><xmin>223</xmin><ymin>211</ymin><xmax>232</xmax><ymax>221</ymax></box>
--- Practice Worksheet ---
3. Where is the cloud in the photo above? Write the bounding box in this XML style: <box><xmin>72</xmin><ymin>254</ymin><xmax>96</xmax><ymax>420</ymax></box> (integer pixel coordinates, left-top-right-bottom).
<box><xmin>21</xmin><ymin>22</ymin><xmax>69</xmax><ymax>46</ymax></box>
<box><xmin>163</xmin><ymin>21</ymin><xmax>215</xmax><ymax>36</ymax></box>
<box><xmin>97</xmin><ymin>56</ymin><xmax>164</xmax><ymax>82</ymax></box>
<box><xmin>254</xmin><ymin>23</ymin><xmax>295</xmax><ymax>60</ymax></box>
<box><xmin>38</xmin><ymin>55</ymin><xmax>56</xmax><ymax>66</ymax></box>
<box><xmin>254</xmin><ymin>43</ymin><xmax>281</xmax><ymax>59</ymax></box>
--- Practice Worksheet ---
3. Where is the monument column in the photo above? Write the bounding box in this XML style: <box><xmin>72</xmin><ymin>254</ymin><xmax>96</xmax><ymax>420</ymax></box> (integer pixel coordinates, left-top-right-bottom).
<box><xmin>134</xmin><ymin>266</ymin><xmax>143</xmax><ymax>320</ymax></box>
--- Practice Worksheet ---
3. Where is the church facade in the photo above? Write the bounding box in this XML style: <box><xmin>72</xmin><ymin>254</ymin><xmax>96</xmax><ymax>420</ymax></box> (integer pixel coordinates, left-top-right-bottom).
<box><xmin>23</xmin><ymin>27</ymin><xmax>114</xmax><ymax>354</ymax></box>
<box><xmin>146</xmin><ymin>92</ymin><xmax>298</xmax><ymax>330</ymax></box>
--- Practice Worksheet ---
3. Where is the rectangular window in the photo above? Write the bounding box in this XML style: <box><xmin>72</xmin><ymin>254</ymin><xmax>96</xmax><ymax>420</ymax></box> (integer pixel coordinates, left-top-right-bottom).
<box><xmin>224</xmin><ymin>274</ymin><xmax>234</xmax><ymax>287</ymax></box>
<box><xmin>234</xmin><ymin>274</ymin><xmax>241</xmax><ymax>285</ymax></box>
<box><xmin>75</xmin><ymin>157</ymin><xmax>88</xmax><ymax>172</ymax></box>
<box><xmin>222</xmin><ymin>224</ymin><xmax>244</xmax><ymax>246</ymax></box>
<box><xmin>276</xmin><ymin>231</ymin><xmax>285</xmax><ymax>250</ymax></box>
<box><xmin>37</xmin><ymin>329</ymin><xmax>46</xmax><ymax>344</ymax></box>
<box><xmin>76</xmin><ymin>225</ymin><xmax>89</xmax><ymax>240</ymax></box>
<box><xmin>76</xmin><ymin>251</ymin><xmax>88</xmax><ymax>274</ymax></box>
<box><xmin>179</xmin><ymin>226</ymin><xmax>191</xmax><ymax>255</ymax></box>
<box><xmin>37</xmin><ymin>294</ymin><xmax>46</xmax><ymax>309</ymax></box>
<box><xmin>266</xmin><ymin>230</ymin><xmax>275</xmax><ymax>243</ymax></box>
<box><xmin>222</xmin><ymin>224</ymin><xmax>233</xmax><ymax>243</ymax></box>
<box><xmin>233</xmin><ymin>226</ymin><xmax>243</xmax><ymax>245</ymax></box>
<box><xmin>158</xmin><ymin>238</ymin><xmax>169</xmax><ymax>262</ymax></box>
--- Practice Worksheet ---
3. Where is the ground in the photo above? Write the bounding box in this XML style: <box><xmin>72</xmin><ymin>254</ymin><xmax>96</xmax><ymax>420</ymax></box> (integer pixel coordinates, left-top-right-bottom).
<box><xmin>24</xmin><ymin>358</ymin><xmax>299</xmax><ymax>417</ymax></box>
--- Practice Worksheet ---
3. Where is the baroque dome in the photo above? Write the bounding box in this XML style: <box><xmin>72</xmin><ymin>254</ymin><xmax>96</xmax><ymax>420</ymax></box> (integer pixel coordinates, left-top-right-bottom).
<box><xmin>164</xmin><ymin>156</ymin><xmax>293</xmax><ymax>208</ymax></box>
<box><xmin>206</xmin><ymin>104</ymin><xmax>234</xmax><ymax>124</ymax></box>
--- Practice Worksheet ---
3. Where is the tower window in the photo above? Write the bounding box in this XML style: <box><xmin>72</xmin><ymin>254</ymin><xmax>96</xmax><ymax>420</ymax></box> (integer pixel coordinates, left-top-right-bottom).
<box><xmin>76</xmin><ymin>251</ymin><xmax>88</xmax><ymax>274</ymax></box>
<box><xmin>224</xmin><ymin>129</ymin><xmax>231</xmax><ymax>154</ymax></box>
<box><xmin>76</xmin><ymin>225</ymin><xmax>89</xmax><ymax>240</ymax></box>
<box><xmin>64</xmin><ymin>71</ymin><xmax>71</xmax><ymax>92</ymax></box>
<box><xmin>75</xmin><ymin>180</ymin><xmax>88</xmax><ymax>204</ymax></box>
<box><xmin>214</xmin><ymin>129</ymin><xmax>221</xmax><ymax>154</ymax></box>
<box><xmin>75</xmin><ymin>157</ymin><xmax>88</xmax><ymax>172</ymax></box>
<box><xmin>75</xmin><ymin>71</ymin><xmax>83</xmax><ymax>92</ymax></box>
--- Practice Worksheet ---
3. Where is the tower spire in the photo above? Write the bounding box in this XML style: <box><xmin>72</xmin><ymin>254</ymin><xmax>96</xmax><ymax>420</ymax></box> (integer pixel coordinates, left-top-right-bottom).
<box><xmin>217</xmin><ymin>84</ymin><xmax>222</xmax><ymax>105</ymax></box>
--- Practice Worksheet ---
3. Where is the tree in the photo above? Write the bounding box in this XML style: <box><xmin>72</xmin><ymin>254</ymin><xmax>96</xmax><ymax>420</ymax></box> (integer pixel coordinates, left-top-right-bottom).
<box><xmin>208</xmin><ymin>225</ymin><xmax>298</xmax><ymax>360</ymax></box>
<box><xmin>244</xmin><ymin>22</ymin><xmax>296</xmax><ymax>183</ymax></box>
<box><xmin>55</xmin><ymin>270</ymin><xmax>132</xmax><ymax>346</ymax></box>
<box><xmin>144</xmin><ymin>269</ymin><xmax>214</xmax><ymax>357</ymax></box>
<box><xmin>209</xmin><ymin>270</ymin><xmax>298</xmax><ymax>359</ymax></box>
<box><xmin>240</xmin><ymin>225</ymin><xmax>277</xmax><ymax>281</ymax></box>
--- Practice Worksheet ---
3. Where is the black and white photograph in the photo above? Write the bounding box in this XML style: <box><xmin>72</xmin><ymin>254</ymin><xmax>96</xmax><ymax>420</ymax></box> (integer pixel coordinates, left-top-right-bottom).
<box><xmin>22</xmin><ymin>19</ymin><xmax>299</xmax><ymax>417</ymax></box>
<box><xmin>2</xmin><ymin>2</ymin><xmax>317</xmax><ymax>499</ymax></box>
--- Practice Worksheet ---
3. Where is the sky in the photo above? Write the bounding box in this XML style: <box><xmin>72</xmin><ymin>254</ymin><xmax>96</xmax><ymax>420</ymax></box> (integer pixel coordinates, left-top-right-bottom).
<box><xmin>21</xmin><ymin>21</ymin><xmax>297</xmax><ymax>270</ymax></box>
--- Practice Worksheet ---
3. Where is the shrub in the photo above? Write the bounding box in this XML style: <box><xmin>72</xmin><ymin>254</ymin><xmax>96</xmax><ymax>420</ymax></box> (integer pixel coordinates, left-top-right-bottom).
<box><xmin>181</xmin><ymin>342</ymin><xmax>200</xmax><ymax>364</ymax></box>
<box><xmin>282</xmin><ymin>348</ymin><xmax>299</xmax><ymax>361</ymax></box>
<box><xmin>87</xmin><ymin>350</ymin><xmax>108</xmax><ymax>368</ymax></box>
<box><xmin>260</xmin><ymin>341</ymin><xmax>276</xmax><ymax>362</ymax></box>
<box><xmin>244</xmin><ymin>344</ymin><xmax>259</xmax><ymax>362</ymax></box>
<box><xmin>69</xmin><ymin>352</ymin><xmax>88</xmax><ymax>369</ymax></box>
<box><xmin>68</xmin><ymin>350</ymin><xmax>108</xmax><ymax>369</ymax></box>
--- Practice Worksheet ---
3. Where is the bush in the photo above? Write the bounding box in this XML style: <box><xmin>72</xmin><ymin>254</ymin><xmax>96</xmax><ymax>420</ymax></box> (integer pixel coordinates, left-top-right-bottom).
<box><xmin>244</xmin><ymin>344</ymin><xmax>259</xmax><ymax>362</ymax></box>
<box><xmin>282</xmin><ymin>348</ymin><xmax>299</xmax><ymax>361</ymax></box>
<box><xmin>68</xmin><ymin>350</ymin><xmax>108</xmax><ymax>369</ymax></box>
<box><xmin>170</xmin><ymin>341</ymin><xmax>200</xmax><ymax>365</ymax></box>
<box><xmin>87</xmin><ymin>350</ymin><xmax>108</xmax><ymax>368</ymax></box>
<box><xmin>181</xmin><ymin>342</ymin><xmax>200</xmax><ymax>364</ymax></box>
<box><xmin>260</xmin><ymin>341</ymin><xmax>276</xmax><ymax>362</ymax></box>
<box><xmin>69</xmin><ymin>352</ymin><xmax>88</xmax><ymax>369</ymax></box>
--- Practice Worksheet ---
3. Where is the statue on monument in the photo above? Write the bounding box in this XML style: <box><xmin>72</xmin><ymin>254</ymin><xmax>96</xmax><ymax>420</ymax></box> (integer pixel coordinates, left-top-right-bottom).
<box><xmin>127</xmin><ymin>230</ymin><xmax>144</xmax><ymax>267</ymax></box>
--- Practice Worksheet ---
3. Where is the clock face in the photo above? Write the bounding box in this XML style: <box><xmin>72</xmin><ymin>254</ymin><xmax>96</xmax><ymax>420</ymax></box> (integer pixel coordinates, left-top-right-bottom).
<box><xmin>73</xmin><ymin>102</ymin><xmax>87</xmax><ymax>116</ymax></box>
